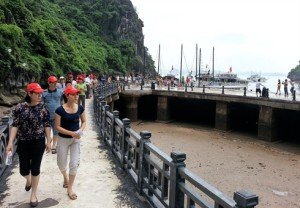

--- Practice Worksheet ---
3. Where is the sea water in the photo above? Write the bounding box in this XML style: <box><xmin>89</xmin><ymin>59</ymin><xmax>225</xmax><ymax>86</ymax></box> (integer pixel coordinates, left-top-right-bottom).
<box><xmin>240</xmin><ymin>74</ymin><xmax>299</xmax><ymax>94</ymax></box>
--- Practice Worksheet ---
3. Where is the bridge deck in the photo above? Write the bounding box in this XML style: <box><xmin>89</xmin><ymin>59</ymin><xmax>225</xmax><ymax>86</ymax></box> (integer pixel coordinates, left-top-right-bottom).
<box><xmin>0</xmin><ymin>99</ymin><xmax>149</xmax><ymax>208</ymax></box>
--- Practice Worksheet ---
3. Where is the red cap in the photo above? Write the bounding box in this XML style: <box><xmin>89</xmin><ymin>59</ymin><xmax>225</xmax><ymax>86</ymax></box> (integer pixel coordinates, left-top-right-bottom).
<box><xmin>48</xmin><ymin>76</ymin><xmax>57</xmax><ymax>83</ymax></box>
<box><xmin>26</xmin><ymin>83</ymin><xmax>44</xmax><ymax>93</ymax></box>
<box><xmin>64</xmin><ymin>86</ymin><xmax>80</xmax><ymax>95</ymax></box>
<box><xmin>76</xmin><ymin>75</ymin><xmax>84</xmax><ymax>81</ymax></box>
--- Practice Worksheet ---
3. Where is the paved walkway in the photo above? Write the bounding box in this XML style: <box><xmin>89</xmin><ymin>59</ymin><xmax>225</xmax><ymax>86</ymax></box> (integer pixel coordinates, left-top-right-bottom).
<box><xmin>0</xmin><ymin>99</ymin><xmax>149</xmax><ymax>208</ymax></box>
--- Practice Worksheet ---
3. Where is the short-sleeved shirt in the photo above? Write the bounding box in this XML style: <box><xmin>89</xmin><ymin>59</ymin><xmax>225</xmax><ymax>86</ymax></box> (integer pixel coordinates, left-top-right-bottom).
<box><xmin>42</xmin><ymin>88</ymin><xmax>63</xmax><ymax>120</ymax></box>
<box><xmin>12</xmin><ymin>102</ymin><xmax>50</xmax><ymax>141</ymax></box>
<box><xmin>55</xmin><ymin>105</ymin><xmax>84</xmax><ymax>138</ymax></box>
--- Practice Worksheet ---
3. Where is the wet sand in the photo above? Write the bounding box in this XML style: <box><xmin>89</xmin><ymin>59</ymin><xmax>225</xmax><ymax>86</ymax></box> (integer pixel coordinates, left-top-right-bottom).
<box><xmin>132</xmin><ymin>121</ymin><xmax>300</xmax><ymax>208</ymax></box>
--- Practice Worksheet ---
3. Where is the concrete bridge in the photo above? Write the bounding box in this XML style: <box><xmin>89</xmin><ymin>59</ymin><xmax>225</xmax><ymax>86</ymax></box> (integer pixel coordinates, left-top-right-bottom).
<box><xmin>113</xmin><ymin>84</ymin><xmax>300</xmax><ymax>142</ymax></box>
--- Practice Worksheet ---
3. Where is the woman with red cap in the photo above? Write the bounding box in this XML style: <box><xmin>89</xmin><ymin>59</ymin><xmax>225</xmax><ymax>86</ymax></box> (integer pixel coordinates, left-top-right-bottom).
<box><xmin>54</xmin><ymin>86</ymin><xmax>86</xmax><ymax>200</ymax></box>
<box><xmin>6</xmin><ymin>83</ymin><xmax>52</xmax><ymax>207</ymax></box>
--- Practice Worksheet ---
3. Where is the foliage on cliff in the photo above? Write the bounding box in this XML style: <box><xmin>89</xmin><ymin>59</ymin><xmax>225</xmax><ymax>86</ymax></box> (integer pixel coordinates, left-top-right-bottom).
<box><xmin>288</xmin><ymin>61</ymin><xmax>300</xmax><ymax>81</ymax></box>
<box><xmin>0</xmin><ymin>0</ymin><xmax>155</xmax><ymax>84</ymax></box>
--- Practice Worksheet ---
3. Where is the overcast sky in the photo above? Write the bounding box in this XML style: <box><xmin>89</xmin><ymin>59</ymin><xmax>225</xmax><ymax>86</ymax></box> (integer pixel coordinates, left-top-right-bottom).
<box><xmin>131</xmin><ymin>0</ymin><xmax>300</xmax><ymax>76</ymax></box>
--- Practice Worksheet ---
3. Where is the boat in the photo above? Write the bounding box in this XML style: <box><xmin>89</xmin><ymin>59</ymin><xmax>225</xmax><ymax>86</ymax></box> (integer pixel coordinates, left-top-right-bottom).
<box><xmin>247</xmin><ymin>74</ymin><xmax>267</xmax><ymax>82</ymax></box>
<box><xmin>195</xmin><ymin>47</ymin><xmax>248</xmax><ymax>89</ymax></box>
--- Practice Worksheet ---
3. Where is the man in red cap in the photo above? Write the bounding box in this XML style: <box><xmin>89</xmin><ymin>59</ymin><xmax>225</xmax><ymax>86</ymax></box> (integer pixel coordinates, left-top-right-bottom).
<box><xmin>42</xmin><ymin>76</ymin><xmax>63</xmax><ymax>154</ymax></box>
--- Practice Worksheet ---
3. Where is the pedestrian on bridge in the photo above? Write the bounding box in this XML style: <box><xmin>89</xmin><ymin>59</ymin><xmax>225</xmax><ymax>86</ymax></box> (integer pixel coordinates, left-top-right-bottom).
<box><xmin>42</xmin><ymin>76</ymin><xmax>63</xmax><ymax>154</ymax></box>
<box><xmin>6</xmin><ymin>83</ymin><xmax>52</xmax><ymax>207</ymax></box>
<box><xmin>54</xmin><ymin>86</ymin><xmax>86</xmax><ymax>200</ymax></box>
<box><xmin>255</xmin><ymin>79</ymin><xmax>264</xmax><ymax>97</ymax></box>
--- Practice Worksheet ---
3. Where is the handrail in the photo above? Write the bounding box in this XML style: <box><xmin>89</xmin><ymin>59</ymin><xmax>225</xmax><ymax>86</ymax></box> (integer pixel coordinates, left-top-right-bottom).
<box><xmin>0</xmin><ymin>116</ymin><xmax>14</xmax><ymax>178</ymax></box>
<box><xmin>93</xmin><ymin>83</ymin><xmax>259</xmax><ymax>208</ymax></box>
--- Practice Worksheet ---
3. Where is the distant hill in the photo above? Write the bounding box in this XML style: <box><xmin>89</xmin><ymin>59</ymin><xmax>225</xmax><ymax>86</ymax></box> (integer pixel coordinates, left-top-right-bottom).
<box><xmin>288</xmin><ymin>62</ymin><xmax>300</xmax><ymax>81</ymax></box>
<box><xmin>0</xmin><ymin>0</ymin><xmax>155</xmax><ymax>86</ymax></box>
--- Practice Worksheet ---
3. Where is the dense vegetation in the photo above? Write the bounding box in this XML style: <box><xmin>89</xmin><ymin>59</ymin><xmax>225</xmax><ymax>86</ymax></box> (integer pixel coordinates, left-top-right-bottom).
<box><xmin>288</xmin><ymin>61</ymin><xmax>300</xmax><ymax>81</ymax></box>
<box><xmin>0</xmin><ymin>0</ymin><xmax>155</xmax><ymax>86</ymax></box>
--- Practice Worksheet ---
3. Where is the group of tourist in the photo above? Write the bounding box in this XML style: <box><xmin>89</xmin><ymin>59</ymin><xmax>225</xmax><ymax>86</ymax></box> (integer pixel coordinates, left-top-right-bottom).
<box><xmin>275</xmin><ymin>79</ymin><xmax>295</xmax><ymax>97</ymax></box>
<box><xmin>5</xmin><ymin>73</ymin><xmax>95</xmax><ymax>207</ymax></box>
<box><xmin>255</xmin><ymin>78</ymin><xmax>295</xmax><ymax>98</ymax></box>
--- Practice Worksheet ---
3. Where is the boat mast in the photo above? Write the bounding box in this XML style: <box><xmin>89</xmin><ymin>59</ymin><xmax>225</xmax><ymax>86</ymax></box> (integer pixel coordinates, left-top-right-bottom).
<box><xmin>180</xmin><ymin>44</ymin><xmax>183</xmax><ymax>84</ymax></box>
<box><xmin>212</xmin><ymin>46</ymin><xmax>215</xmax><ymax>80</ymax></box>
<box><xmin>195</xmin><ymin>44</ymin><xmax>198</xmax><ymax>78</ymax></box>
<box><xmin>198</xmin><ymin>48</ymin><xmax>201</xmax><ymax>87</ymax></box>
<box><xmin>157</xmin><ymin>44</ymin><xmax>161</xmax><ymax>75</ymax></box>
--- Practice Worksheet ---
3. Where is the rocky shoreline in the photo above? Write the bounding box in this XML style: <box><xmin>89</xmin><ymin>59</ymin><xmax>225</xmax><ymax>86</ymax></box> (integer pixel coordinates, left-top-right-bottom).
<box><xmin>0</xmin><ymin>91</ymin><xmax>25</xmax><ymax>117</ymax></box>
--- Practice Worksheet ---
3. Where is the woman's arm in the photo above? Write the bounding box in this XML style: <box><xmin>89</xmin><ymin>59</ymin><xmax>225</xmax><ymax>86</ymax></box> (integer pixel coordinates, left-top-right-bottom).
<box><xmin>45</xmin><ymin>126</ymin><xmax>52</xmax><ymax>153</ymax></box>
<box><xmin>79</xmin><ymin>111</ymin><xmax>87</xmax><ymax>132</ymax></box>
<box><xmin>6</xmin><ymin>127</ymin><xmax>18</xmax><ymax>153</ymax></box>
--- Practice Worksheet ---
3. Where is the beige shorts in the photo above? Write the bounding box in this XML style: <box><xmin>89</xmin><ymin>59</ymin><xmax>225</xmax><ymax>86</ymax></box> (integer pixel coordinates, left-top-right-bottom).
<box><xmin>56</xmin><ymin>136</ymin><xmax>81</xmax><ymax>175</ymax></box>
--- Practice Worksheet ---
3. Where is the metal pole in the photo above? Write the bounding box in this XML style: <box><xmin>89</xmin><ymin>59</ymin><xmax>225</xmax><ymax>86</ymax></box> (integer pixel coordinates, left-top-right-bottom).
<box><xmin>198</xmin><ymin>48</ymin><xmax>201</xmax><ymax>87</ymax></box>
<box><xmin>212</xmin><ymin>46</ymin><xmax>215</xmax><ymax>80</ymax></box>
<box><xmin>158</xmin><ymin>44</ymin><xmax>160</xmax><ymax>75</ymax></box>
<box><xmin>195</xmin><ymin>44</ymin><xmax>198</xmax><ymax>78</ymax></box>
<box><xmin>143</xmin><ymin>47</ymin><xmax>146</xmax><ymax>76</ymax></box>
<box><xmin>180</xmin><ymin>44</ymin><xmax>183</xmax><ymax>86</ymax></box>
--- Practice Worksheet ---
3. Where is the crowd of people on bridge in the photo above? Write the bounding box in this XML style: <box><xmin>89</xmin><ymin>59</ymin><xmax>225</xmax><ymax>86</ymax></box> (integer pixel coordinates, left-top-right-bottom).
<box><xmin>5</xmin><ymin>72</ymin><xmax>102</xmax><ymax>206</ymax></box>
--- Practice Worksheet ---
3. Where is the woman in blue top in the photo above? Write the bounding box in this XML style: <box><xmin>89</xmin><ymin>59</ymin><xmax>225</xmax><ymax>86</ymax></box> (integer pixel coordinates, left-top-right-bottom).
<box><xmin>54</xmin><ymin>86</ymin><xmax>86</xmax><ymax>200</ymax></box>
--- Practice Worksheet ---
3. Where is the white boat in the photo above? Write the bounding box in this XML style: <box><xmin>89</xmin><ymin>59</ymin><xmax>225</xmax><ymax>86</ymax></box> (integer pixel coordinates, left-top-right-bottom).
<box><xmin>247</xmin><ymin>74</ymin><xmax>267</xmax><ymax>82</ymax></box>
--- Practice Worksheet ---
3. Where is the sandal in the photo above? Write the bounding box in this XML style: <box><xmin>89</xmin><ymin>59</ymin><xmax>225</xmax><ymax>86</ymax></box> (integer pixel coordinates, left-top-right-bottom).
<box><xmin>63</xmin><ymin>182</ymin><xmax>68</xmax><ymax>188</ymax></box>
<box><xmin>68</xmin><ymin>192</ymin><xmax>77</xmax><ymax>200</ymax></box>
<box><xmin>51</xmin><ymin>148</ymin><xmax>57</xmax><ymax>154</ymax></box>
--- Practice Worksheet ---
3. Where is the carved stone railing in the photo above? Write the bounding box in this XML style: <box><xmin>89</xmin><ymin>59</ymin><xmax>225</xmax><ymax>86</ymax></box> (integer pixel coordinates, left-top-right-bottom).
<box><xmin>0</xmin><ymin>116</ymin><xmax>15</xmax><ymax>177</ymax></box>
<box><xmin>93</xmin><ymin>84</ymin><xmax>259</xmax><ymax>208</ymax></box>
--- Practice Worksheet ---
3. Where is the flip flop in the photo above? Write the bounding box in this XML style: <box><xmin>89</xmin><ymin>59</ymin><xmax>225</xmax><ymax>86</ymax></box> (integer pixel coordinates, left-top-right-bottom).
<box><xmin>51</xmin><ymin>148</ymin><xmax>57</xmax><ymax>154</ymax></box>
<box><xmin>25</xmin><ymin>185</ymin><xmax>31</xmax><ymax>191</ymax></box>
<box><xmin>63</xmin><ymin>182</ymin><xmax>68</xmax><ymax>188</ymax></box>
<box><xmin>68</xmin><ymin>192</ymin><xmax>77</xmax><ymax>200</ymax></box>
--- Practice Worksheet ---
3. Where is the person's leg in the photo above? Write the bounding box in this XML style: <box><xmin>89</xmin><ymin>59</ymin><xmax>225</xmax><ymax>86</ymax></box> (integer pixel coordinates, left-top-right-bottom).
<box><xmin>30</xmin><ymin>139</ymin><xmax>46</xmax><ymax>204</ymax></box>
<box><xmin>67</xmin><ymin>141</ymin><xmax>80</xmax><ymax>199</ymax></box>
<box><xmin>57</xmin><ymin>137</ymin><xmax>71</xmax><ymax>187</ymax></box>
<box><xmin>30</xmin><ymin>175</ymin><xmax>40</xmax><ymax>203</ymax></box>
<box><xmin>50</xmin><ymin>120</ymin><xmax>58</xmax><ymax>153</ymax></box>
<box><xmin>17</xmin><ymin>141</ymin><xmax>32</xmax><ymax>190</ymax></box>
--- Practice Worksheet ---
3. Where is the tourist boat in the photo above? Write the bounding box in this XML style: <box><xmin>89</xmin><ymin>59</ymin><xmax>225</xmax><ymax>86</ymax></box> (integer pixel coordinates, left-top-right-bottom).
<box><xmin>247</xmin><ymin>74</ymin><xmax>267</xmax><ymax>82</ymax></box>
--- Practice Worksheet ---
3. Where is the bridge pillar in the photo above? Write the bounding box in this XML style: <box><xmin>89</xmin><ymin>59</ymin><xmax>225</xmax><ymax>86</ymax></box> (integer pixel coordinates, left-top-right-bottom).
<box><xmin>215</xmin><ymin>101</ymin><xmax>230</xmax><ymax>131</ymax></box>
<box><xmin>258</xmin><ymin>106</ymin><xmax>276</xmax><ymax>141</ymax></box>
<box><xmin>124</xmin><ymin>96</ymin><xmax>139</xmax><ymax>121</ymax></box>
<box><xmin>157</xmin><ymin>96</ymin><xmax>170</xmax><ymax>122</ymax></box>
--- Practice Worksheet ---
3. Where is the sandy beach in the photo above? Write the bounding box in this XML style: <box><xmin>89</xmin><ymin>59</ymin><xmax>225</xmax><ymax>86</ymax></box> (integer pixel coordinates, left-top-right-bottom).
<box><xmin>132</xmin><ymin>121</ymin><xmax>300</xmax><ymax>208</ymax></box>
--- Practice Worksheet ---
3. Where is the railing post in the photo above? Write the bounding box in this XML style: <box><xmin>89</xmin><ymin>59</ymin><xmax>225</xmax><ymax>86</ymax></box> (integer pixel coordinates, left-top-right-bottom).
<box><xmin>111</xmin><ymin>110</ymin><xmax>119</xmax><ymax>151</ymax></box>
<box><xmin>137</xmin><ymin>131</ymin><xmax>151</xmax><ymax>195</ymax></box>
<box><xmin>168</xmin><ymin>83</ymin><xmax>170</xmax><ymax>91</ymax></box>
<box><xmin>243</xmin><ymin>87</ymin><xmax>247</xmax><ymax>96</ymax></box>
<box><xmin>121</xmin><ymin>118</ymin><xmax>130</xmax><ymax>169</ymax></box>
<box><xmin>203</xmin><ymin>85</ymin><xmax>205</xmax><ymax>93</ymax></box>
<box><xmin>103</xmin><ymin>104</ymin><xmax>110</xmax><ymax>141</ymax></box>
<box><xmin>191</xmin><ymin>82</ymin><xmax>194</xmax><ymax>91</ymax></box>
<box><xmin>140</xmin><ymin>82</ymin><xmax>143</xmax><ymax>90</ymax></box>
<box><xmin>169</xmin><ymin>151</ymin><xmax>186</xmax><ymax>208</ymax></box>
<box><xmin>185</xmin><ymin>84</ymin><xmax>187</xmax><ymax>92</ymax></box>
<box><xmin>233</xmin><ymin>190</ymin><xmax>259</xmax><ymax>208</ymax></box>
<box><xmin>293</xmin><ymin>90</ymin><xmax>296</xmax><ymax>101</ymax></box>
<box><xmin>2</xmin><ymin>116</ymin><xmax>10</xmax><ymax>138</ymax></box>
<box><xmin>222</xmin><ymin>86</ymin><xmax>225</xmax><ymax>94</ymax></box>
